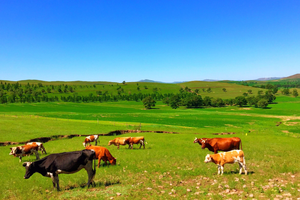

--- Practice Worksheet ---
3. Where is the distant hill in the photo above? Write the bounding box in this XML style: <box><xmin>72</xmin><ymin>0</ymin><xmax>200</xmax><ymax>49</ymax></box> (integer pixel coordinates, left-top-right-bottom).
<box><xmin>138</xmin><ymin>79</ymin><xmax>162</xmax><ymax>83</ymax></box>
<box><xmin>280</xmin><ymin>73</ymin><xmax>300</xmax><ymax>80</ymax></box>
<box><xmin>255</xmin><ymin>77</ymin><xmax>282</xmax><ymax>81</ymax></box>
<box><xmin>202</xmin><ymin>79</ymin><xmax>219</xmax><ymax>82</ymax></box>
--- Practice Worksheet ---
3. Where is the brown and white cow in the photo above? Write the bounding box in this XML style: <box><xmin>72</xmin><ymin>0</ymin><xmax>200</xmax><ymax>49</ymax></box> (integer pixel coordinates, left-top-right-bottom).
<box><xmin>9</xmin><ymin>143</ymin><xmax>40</xmax><ymax>162</ymax></box>
<box><xmin>83</xmin><ymin>135</ymin><xmax>99</xmax><ymax>147</ymax></box>
<box><xmin>85</xmin><ymin>145</ymin><xmax>116</xmax><ymax>167</ymax></box>
<box><xmin>108</xmin><ymin>137</ymin><xmax>131</xmax><ymax>149</ymax></box>
<box><xmin>204</xmin><ymin>150</ymin><xmax>247</xmax><ymax>175</ymax></box>
<box><xmin>26</xmin><ymin>142</ymin><xmax>47</xmax><ymax>154</ymax></box>
<box><xmin>194</xmin><ymin>137</ymin><xmax>242</xmax><ymax>154</ymax></box>
<box><xmin>128</xmin><ymin>137</ymin><xmax>146</xmax><ymax>149</ymax></box>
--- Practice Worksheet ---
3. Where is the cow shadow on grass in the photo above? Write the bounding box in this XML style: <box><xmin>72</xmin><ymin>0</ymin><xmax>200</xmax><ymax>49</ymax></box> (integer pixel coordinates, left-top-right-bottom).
<box><xmin>224</xmin><ymin>170</ymin><xmax>255</xmax><ymax>175</ymax></box>
<box><xmin>64</xmin><ymin>180</ymin><xmax>121</xmax><ymax>191</ymax></box>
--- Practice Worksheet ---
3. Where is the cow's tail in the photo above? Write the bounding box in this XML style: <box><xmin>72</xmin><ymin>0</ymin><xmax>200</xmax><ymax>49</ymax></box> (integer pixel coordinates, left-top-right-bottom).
<box><xmin>240</xmin><ymin>140</ymin><xmax>242</xmax><ymax>150</ymax></box>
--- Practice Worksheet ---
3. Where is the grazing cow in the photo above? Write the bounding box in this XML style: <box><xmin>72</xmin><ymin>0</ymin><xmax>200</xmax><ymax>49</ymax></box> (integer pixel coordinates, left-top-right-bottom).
<box><xmin>108</xmin><ymin>137</ymin><xmax>130</xmax><ymax>149</ymax></box>
<box><xmin>26</xmin><ymin>142</ymin><xmax>47</xmax><ymax>154</ymax></box>
<box><xmin>204</xmin><ymin>150</ymin><xmax>247</xmax><ymax>175</ymax></box>
<box><xmin>9</xmin><ymin>143</ymin><xmax>40</xmax><ymax>162</ymax></box>
<box><xmin>22</xmin><ymin>150</ymin><xmax>96</xmax><ymax>191</ymax></box>
<box><xmin>83</xmin><ymin>135</ymin><xmax>99</xmax><ymax>147</ymax></box>
<box><xmin>128</xmin><ymin>137</ymin><xmax>145</xmax><ymax>149</ymax></box>
<box><xmin>85</xmin><ymin>145</ymin><xmax>116</xmax><ymax>167</ymax></box>
<box><xmin>194</xmin><ymin>137</ymin><xmax>242</xmax><ymax>154</ymax></box>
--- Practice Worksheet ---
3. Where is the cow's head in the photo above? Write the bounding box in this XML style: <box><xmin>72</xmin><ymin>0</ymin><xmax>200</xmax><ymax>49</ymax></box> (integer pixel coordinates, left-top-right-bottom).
<box><xmin>204</xmin><ymin>154</ymin><xmax>212</xmax><ymax>163</ymax></box>
<box><xmin>193</xmin><ymin>137</ymin><xmax>199</xmax><ymax>143</ymax></box>
<box><xmin>110</xmin><ymin>157</ymin><xmax>117</xmax><ymax>165</ymax></box>
<box><xmin>83</xmin><ymin>142</ymin><xmax>86</xmax><ymax>147</ymax></box>
<box><xmin>22</xmin><ymin>162</ymin><xmax>34</xmax><ymax>179</ymax></box>
<box><xmin>9</xmin><ymin>147</ymin><xmax>19</xmax><ymax>155</ymax></box>
<box><xmin>108</xmin><ymin>140</ymin><xmax>112</xmax><ymax>146</ymax></box>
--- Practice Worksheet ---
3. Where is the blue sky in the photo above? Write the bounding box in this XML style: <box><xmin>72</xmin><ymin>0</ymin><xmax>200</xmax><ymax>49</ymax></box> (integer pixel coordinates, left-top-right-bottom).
<box><xmin>1</xmin><ymin>1</ymin><xmax>299</xmax><ymax>82</ymax></box>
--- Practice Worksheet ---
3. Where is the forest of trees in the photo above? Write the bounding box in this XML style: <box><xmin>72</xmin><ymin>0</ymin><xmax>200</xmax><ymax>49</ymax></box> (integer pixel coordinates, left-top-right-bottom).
<box><xmin>0</xmin><ymin>81</ymin><xmax>287</xmax><ymax>109</ymax></box>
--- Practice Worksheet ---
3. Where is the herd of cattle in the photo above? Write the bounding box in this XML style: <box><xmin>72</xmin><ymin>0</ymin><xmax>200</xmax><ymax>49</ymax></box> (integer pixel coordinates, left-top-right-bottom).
<box><xmin>9</xmin><ymin>135</ymin><xmax>246</xmax><ymax>191</ymax></box>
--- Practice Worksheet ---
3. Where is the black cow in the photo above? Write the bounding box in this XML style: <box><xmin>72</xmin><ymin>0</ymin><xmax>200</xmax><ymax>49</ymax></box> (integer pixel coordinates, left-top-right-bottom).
<box><xmin>22</xmin><ymin>150</ymin><xmax>96</xmax><ymax>191</ymax></box>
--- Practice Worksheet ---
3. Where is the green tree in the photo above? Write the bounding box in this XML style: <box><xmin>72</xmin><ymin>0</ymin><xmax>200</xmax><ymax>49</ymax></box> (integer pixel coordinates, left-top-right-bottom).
<box><xmin>257</xmin><ymin>99</ymin><xmax>268</xmax><ymax>108</ymax></box>
<box><xmin>292</xmin><ymin>89</ymin><xmax>298</xmax><ymax>98</ymax></box>
<box><xmin>162</xmin><ymin>97</ymin><xmax>170</xmax><ymax>105</ymax></box>
<box><xmin>184</xmin><ymin>86</ymin><xmax>191</xmax><ymax>92</ymax></box>
<box><xmin>122</xmin><ymin>81</ymin><xmax>126</xmax><ymax>85</ymax></box>
<box><xmin>207</xmin><ymin>87</ymin><xmax>212</xmax><ymax>93</ymax></box>
<box><xmin>211</xmin><ymin>98</ymin><xmax>224</xmax><ymax>107</ymax></box>
<box><xmin>195</xmin><ymin>89</ymin><xmax>199</xmax><ymax>94</ymax></box>
<box><xmin>222</xmin><ymin>88</ymin><xmax>227</xmax><ymax>92</ymax></box>
<box><xmin>272</xmin><ymin>87</ymin><xmax>278</xmax><ymax>94</ymax></box>
<box><xmin>182</xmin><ymin>95</ymin><xmax>203</xmax><ymax>108</ymax></box>
<box><xmin>282</xmin><ymin>88</ymin><xmax>290</xmax><ymax>95</ymax></box>
<box><xmin>169</xmin><ymin>95</ymin><xmax>181</xmax><ymax>109</ymax></box>
<box><xmin>203</xmin><ymin>96</ymin><xmax>211</xmax><ymax>106</ymax></box>
<box><xmin>235</xmin><ymin>96</ymin><xmax>247</xmax><ymax>107</ymax></box>
<box><xmin>142</xmin><ymin>96</ymin><xmax>156</xmax><ymax>109</ymax></box>
<box><xmin>248</xmin><ymin>89</ymin><xmax>252</xmax><ymax>94</ymax></box>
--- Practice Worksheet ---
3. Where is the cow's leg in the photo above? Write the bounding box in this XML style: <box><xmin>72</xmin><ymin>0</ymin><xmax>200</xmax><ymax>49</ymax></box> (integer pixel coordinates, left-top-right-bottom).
<box><xmin>220</xmin><ymin>165</ymin><xmax>224</xmax><ymax>175</ymax></box>
<box><xmin>53</xmin><ymin>174</ymin><xmax>60</xmax><ymax>191</ymax></box>
<box><xmin>19</xmin><ymin>155</ymin><xmax>23</xmax><ymax>162</ymax></box>
<box><xmin>242</xmin><ymin>158</ymin><xmax>247</xmax><ymax>175</ymax></box>
<box><xmin>34</xmin><ymin>150</ymin><xmax>40</xmax><ymax>160</ymax></box>
<box><xmin>48</xmin><ymin>173</ymin><xmax>56</xmax><ymax>189</ymax></box>
<box><xmin>118</xmin><ymin>144</ymin><xmax>120</xmax><ymax>149</ymax></box>
<box><xmin>139</xmin><ymin>140</ymin><xmax>144</xmax><ymax>149</ymax></box>
<box><xmin>98</xmin><ymin>157</ymin><xmax>101</xmax><ymax>168</ymax></box>
<box><xmin>217</xmin><ymin>165</ymin><xmax>221</xmax><ymax>175</ymax></box>
<box><xmin>238</xmin><ymin>162</ymin><xmax>243</xmax><ymax>174</ymax></box>
<box><xmin>85</xmin><ymin>161</ymin><xmax>95</xmax><ymax>188</ymax></box>
<box><xmin>42</xmin><ymin>145</ymin><xmax>47</xmax><ymax>154</ymax></box>
<box><xmin>95</xmin><ymin>140</ymin><xmax>97</xmax><ymax>146</ymax></box>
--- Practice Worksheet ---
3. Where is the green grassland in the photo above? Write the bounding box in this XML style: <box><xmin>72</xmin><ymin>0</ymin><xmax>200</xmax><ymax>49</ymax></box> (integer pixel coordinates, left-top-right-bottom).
<box><xmin>0</xmin><ymin>81</ymin><xmax>299</xmax><ymax>199</ymax></box>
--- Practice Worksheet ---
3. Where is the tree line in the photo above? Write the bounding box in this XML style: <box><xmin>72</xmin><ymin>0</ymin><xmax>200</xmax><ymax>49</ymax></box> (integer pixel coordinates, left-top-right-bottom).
<box><xmin>0</xmin><ymin>82</ymin><xmax>291</xmax><ymax>109</ymax></box>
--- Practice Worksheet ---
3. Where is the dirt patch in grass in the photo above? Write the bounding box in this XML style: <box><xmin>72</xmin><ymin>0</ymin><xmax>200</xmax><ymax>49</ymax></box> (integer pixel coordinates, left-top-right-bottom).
<box><xmin>282</xmin><ymin>130</ymin><xmax>290</xmax><ymax>133</ymax></box>
<box><xmin>284</xmin><ymin>122</ymin><xmax>299</xmax><ymax>126</ymax></box>
<box><xmin>212</xmin><ymin>132</ymin><xmax>236</xmax><ymax>135</ymax></box>
<box><xmin>225</xmin><ymin>124</ymin><xmax>240</xmax><ymax>128</ymax></box>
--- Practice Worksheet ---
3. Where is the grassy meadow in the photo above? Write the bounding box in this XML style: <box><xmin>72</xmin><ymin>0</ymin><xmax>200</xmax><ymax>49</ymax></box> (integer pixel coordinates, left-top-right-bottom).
<box><xmin>0</xmin><ymin>81</ymin><xmax>300</xmax><ymax>199</ymax></box>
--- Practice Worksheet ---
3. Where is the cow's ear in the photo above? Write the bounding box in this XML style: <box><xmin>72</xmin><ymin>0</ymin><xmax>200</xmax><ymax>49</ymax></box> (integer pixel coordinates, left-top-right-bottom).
<box><xmin>10</xmin><ymin>148</ymin><xmax>12</xmax><ymax>150</ymax></box>
<box><xmin>22</xmin><ymin>162</ymin><xmax>27</xmax><ymax>167</ymax></box>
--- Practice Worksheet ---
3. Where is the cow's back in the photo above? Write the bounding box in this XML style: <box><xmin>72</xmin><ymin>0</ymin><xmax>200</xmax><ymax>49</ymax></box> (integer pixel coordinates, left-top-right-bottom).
<box><xmin>40</xmin><ymin>150</ymin><xmax>94</xmax><ymax>173</ymax></box>
<box><xmin>209</xmin><ymin>137</ymin><xmax>241</xmax><ymax>151</ymax></box>
<box><xmin>222</xmin><ymin>150</ymin><xmax>244</xmax><ymax>164</ymax></box>
<box><xmin>86</xmin><ymin>146</ymin><xmax>105</xmax><ymax>158</ymax></box>
<box><xmin>117</xmin><ymin>137</ymin><xmax>130</xmax><ymax>145</ymax></box>
<box><xmin>23</xmin><ymin>144</ymin><xmax>38</xmax><ymax>154</ymax></box>
<box><xmin>129</xmin><ymin>136</ymin><xmax>144</xmax><ymax>143</ymax></box>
